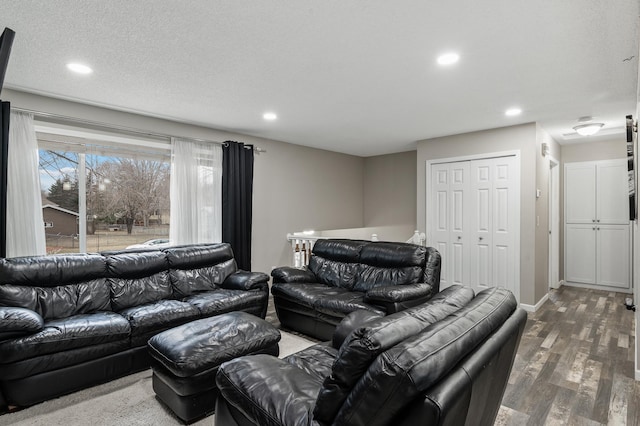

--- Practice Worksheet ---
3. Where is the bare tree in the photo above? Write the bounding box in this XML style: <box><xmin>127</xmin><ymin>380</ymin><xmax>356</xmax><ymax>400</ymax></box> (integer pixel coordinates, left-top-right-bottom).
<box><xmin>95</xmin><ymin>159</ymin><xmax>170</xmax><ymax>234</ymax></box>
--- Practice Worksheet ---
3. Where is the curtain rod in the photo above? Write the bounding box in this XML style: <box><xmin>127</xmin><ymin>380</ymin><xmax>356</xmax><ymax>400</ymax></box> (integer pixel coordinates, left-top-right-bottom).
<box><xmin>10</xmin><ymin>107</ymin><xmax>266</xmax><ymax>152</ymax></box>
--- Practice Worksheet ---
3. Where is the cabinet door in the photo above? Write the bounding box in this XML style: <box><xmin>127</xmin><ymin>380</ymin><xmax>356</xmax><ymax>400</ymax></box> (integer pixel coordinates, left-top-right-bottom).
<box><xmin>565</xmin><ymin>164</ymin><xmax>596</xmax><ymax>223</ymax></box>
<box><xmin>565</xmin><ymin>224</ymin><xmax>596</xmax><ymax>284</ymax></box>
<box><xmin>596</xmin><ymin>224</ymin><xmax>630</xmax><ymax>288</ymax></box>
<box><xmin>597</xmin><ymin>161</ymin><xmax>629</xmax><ymax>224</ymax></box>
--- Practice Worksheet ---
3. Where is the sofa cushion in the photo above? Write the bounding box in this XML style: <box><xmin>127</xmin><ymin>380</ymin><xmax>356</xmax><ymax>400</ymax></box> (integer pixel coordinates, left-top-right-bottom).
<box><xmin>118</xmin><ymin>299</ymin><xmax>200</xmax><ymax>341</ymax></box>
<box><xmin>0</xmin><ymin>254</ymin><xmax>111</xmax><ymax>320</ymax></box>
<box><xmin>165</xmin><ymin>244</ymin><xmax>238</xmax><ymax>298</ymax></box>
<box><xmin>105</xmin><ymin>251</ymin><xmax>173</xmax><ymax>311</ymax></box>
<box><xmin>183</xmin><ymin>289</ymin><xmax>268</xmax><ymax>317</ymax></box>
<box><xmin>314</xmin><ymin>285</ymin><xmax>475</xmax><ymax>424</ymax></box>
<box><xmin>332</xmin><ymin>287</ymin><xmax>517</xmax><ymax>426</ymax></box>
<box><xmin>272</xmin><ymin>283</ymin><xmax>349</xmax><ymax>309</ymax></box>
<box><xmin>0</xmin><ymin>307</ymin><xmax>45</xmax><ymax>341</ymax></box>
<box><xmin>0</xmin><ymin>311</ymin><xmax>131</xmax><ymax>363</ymax></box>
<box><xmin>308</xmin><ymin>239</ymin><xmax>368</xmax><ymax>290</ymax></box>
<box><xmin>0</xmin><ymin>340</ymin><xmax>130</xmax><ymax>380</ymax></box>
<box><xmin>0</xmin><ymin>280</ymin><xmax>111</xmax><ymax>321</ymax></box>
<box><xmin>284</xmin><ymin>343</ymin><xmax>338</xmax><ymax>382</ymax></box>
<box><xmin>312</xmin><ymin>291</ymin><xmax>385</xmax><ymax>317</ymax></box>
<box><xmin>353</xmin><ymin>265</ymin><xmax>425</xmax><ymax>291</ymax></box>
<box><xmin>216</xmin><ymin>355</ymin><xmax>321</xmax><ymax>426</ymax></box>
<box><xmin>169</xmin><ymin>260</ymin><xmax>237</xmax><ymax>298</ymax></box>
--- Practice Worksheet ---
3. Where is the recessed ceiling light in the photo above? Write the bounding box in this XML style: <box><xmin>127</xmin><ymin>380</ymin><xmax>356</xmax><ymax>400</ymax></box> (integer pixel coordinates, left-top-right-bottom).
<box><xmin>66</xmin><ymin>63</ymin><xmax>93</xmax><ymax>74</ymax></box>
<box><xmin>437</xmin><ymin>53</ymin><xmax>460</xmax><ymax>66</ymax></box>
<box><xmin>263</xmin><ymin>112</ymin><xmax>277</xmax><ymax>121</ymax></box>
<box><xmin>505</xmin><ymin>108</ymin><xmax>522</xmax><ymax>117</ymax></box>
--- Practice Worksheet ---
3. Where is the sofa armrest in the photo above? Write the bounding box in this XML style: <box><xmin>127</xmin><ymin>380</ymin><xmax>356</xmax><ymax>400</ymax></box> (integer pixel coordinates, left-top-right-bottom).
<box><xmin>271</xmin><ymin>266</ymin><xmax>318</xmax><ymax>284</ymax></box>
<box><xmin>332</xmin><ymin>309</ymin><xmax>384</xmax><ymax>349</ymax></box>
<box><xmin>364</xmin><ymin>283</ymin><xmax>434</xmax><ymax>313</ymax></box>
<box><xmin>222</xmin><ymin>271</ymin><xmax>269</xmax><ymax>291</ymax></box>
<box><xmin>0</xmin><ymin>307</ymin><xmax>44</xmax><ymax>341</ymax></box>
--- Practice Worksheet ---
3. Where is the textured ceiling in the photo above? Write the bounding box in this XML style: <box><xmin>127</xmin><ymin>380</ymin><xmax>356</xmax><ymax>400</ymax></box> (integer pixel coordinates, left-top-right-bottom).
<box><xmin>1</xmin><ymin>1</ymin><xmax>638</xmax><ymax>156</ymax></box>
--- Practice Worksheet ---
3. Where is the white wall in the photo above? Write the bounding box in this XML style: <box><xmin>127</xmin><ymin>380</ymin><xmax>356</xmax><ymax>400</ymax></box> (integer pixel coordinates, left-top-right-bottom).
<box><xmin>416</xmin><ymin>123</ymin><xmax>539</xmax><ymax>305</ymax></box>
<box><xmin>2</xmin><ymin>89</ymin><xmax>365</xmax><ymax>276</ymax></box>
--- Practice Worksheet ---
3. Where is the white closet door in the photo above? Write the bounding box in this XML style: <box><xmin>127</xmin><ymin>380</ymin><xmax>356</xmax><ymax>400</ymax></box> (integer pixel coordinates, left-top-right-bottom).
<box><xmin>491</xmin><ymin>157</ymin><xmax>517</xmax><ymax>290</ymax></box>
<box><xmin>430</xmin><ymin>162</ymin><xmax>470</xmax><ymax>290</ymax></box>
<box><xmin>431</xmin><ymin>163</ymin><xmax>452</xmax><ymax>289</ymax></box>
<box><xmin>469</xmin><ymin>156</ymin><xmax>517</xmax><ymax>293</ymax></box>
<box><xmin>470</xmin><ymin>159</ymin><xmax>493</xmax><ymax>291</ymax></box>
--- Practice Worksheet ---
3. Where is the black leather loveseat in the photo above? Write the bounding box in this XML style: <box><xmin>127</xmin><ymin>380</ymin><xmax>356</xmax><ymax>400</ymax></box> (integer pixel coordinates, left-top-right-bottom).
<box><xmin>0</xmin><ymin>243</ymin><xmax>269</xmax><ymax>408</ymax></box>
<box><xmin>216</xmin><ymin>285</ymin><xmax>526</xmax><ymax>426</ymax></box>
<box><xmin>271</xmin><ymin>239</ymin><xmax>441</xmax><ymax>340</ymax></box>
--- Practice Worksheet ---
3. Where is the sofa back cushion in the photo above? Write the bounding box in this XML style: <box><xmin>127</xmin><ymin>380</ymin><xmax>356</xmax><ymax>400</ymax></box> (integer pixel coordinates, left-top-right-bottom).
<box><xmin>313</xmin><ymin>285</ymin><xmax>475</xmax><ymax>423</ymax></box>
<box><xmin>331</xmin><ymin>287</ymin><xmax>517</xmax><ymax>426</ymax></box>
<box><xmin>105</xmin><ymin>250</ymin><xmax>171</xmax><ymax>311</ymax></box>
<box><xmin>308</xmin><ymin>240</ymin><xmax>429</xmax><ymax>291</ymax></box>
<box><xmin>308</xmin><ymin>240</ymin><xmax>367</xmax><ymax>289</ymax></box>
<box><xmin>165</xmin><ymin>243</ymin><xmax>238</xmax><ymax>298</ymax></box>
<box><xmin>0</xmin><ymin>254</ymin><xmax>110</xmax><ymax>320</ymax></box>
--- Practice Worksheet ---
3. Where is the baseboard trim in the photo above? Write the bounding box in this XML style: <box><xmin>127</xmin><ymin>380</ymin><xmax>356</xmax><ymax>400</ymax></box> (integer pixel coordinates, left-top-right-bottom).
<box><xmin>520</xmin><ymin>293</ymin><xmax>549</xmax><ymax>313</ymax></box>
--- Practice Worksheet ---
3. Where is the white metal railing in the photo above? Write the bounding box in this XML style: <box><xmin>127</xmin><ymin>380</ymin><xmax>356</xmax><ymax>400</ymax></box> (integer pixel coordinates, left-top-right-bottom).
<box><xmin>286</xmin><ymin>230</ymin><xmax>426</xmax><ymax>267</ymax></box>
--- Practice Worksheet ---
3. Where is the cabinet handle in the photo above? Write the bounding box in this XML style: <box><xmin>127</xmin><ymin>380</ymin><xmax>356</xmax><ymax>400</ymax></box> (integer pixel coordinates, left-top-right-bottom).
<box><xmin>479</xmin><ymin>237</ymin><xmax>484</xmax><ymax>241</ymax></box>
<box><xmin>592</xmin><ymin>219</ymin><xmax>596</xmax><ymax>222</ymax></box>
<box><xmin>457</xmin><ymin>236</ymin><xmax>461</xmax><ymax>240</ymax></box>
<box><xmin>597</xmin><ymin>219</ymin><xmax>600</xmax><ymax>223</ymax></box>
<box><xmin>593</xmin><ymin>227</ymin><xmax>596</xmax><ymax>230</ymax></box>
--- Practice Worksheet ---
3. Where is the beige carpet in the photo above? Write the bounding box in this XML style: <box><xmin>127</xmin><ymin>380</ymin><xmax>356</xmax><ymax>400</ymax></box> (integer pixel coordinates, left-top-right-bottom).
<box><xmin>0</xmin><ymin>331</ymin><xmax>316</xmax><ymax>426</ymax></box>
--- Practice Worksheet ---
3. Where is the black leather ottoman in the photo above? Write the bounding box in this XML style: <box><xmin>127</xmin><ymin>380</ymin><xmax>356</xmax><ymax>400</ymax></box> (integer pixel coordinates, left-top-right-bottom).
<box><xmin>147</xmin><ymin>311</ymin><xmax>280</xmax><ymax>423</ymax></box>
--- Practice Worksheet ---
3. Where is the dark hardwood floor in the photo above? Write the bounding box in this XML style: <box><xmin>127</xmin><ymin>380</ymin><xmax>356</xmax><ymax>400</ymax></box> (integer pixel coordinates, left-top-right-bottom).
<box><xmin>497</xmin><ymin>286</ymin><xmax>639</xmax><ymax>425</ymax></box>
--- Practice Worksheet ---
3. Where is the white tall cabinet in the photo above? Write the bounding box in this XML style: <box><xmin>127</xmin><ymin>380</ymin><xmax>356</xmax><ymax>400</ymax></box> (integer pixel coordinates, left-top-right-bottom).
<box><xmin>429</xmin><ymin>155</ymin><xmax>519</xmax><ymax>299</ymax></box>
<box><xmin>564</xmin><ymin>160</ymin><xmax>630</xmax><ymax>290</ymax></box>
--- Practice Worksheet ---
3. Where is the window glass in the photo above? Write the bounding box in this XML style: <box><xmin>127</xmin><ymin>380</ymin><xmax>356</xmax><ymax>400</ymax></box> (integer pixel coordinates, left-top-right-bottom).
<box><xmin>37</xmin><ymin>130</ymin><xmax>171</xmax><ymax>254</ymax></box>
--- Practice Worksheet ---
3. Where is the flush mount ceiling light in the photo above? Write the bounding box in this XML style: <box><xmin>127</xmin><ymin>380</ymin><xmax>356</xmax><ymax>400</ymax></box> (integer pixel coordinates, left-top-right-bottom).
<box><xmin>263</xmin><ymin>112</ymin><xmax>277</xmax><ymax>121</ymax></box>
<box><xmin>66</xmin><ymin>63</ymin><xmax>93</xmax><ymax>74</ymax></box>
<box><xmin>573</xmin><ymin>117</ymin><xmax>604</xmax><ymax>136</ymax></box>
<box><xmin>505</xmin><ymin>107</ymin><xmax>522</xmax><ymax>117</ymax></box>
<box><xmin>437</xmin><ymin>52</ymin><xmax>459</xmax><ymax>66</ymax></box>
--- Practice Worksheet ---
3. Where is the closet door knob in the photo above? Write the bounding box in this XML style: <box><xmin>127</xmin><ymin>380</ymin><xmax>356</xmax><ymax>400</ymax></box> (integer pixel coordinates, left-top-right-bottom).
<box><xmin>457</xmin><ymin>236</ymin><xmax>461</xmax><ymax>240</ymax></box>
<box><xmin>479</xmin><ymin>237</ymin><xmax>484</xmax><ymax>241</ymax></box>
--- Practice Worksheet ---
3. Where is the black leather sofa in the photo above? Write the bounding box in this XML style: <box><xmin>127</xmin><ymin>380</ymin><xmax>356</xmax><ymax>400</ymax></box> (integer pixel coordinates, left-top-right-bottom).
<box><xmin>0</xmin><ymin>243</ymin><xmax>269</xmax><ymax>408</ymax></box>
<box><xmin>271</xmin><ymin>239</ymin><xmax>441</xmax><ymax>340</ymax></box>
<box><xmin>215</xmin><ymin>285</ymin><xmax>527</xmax><ymax>426</ymax></box>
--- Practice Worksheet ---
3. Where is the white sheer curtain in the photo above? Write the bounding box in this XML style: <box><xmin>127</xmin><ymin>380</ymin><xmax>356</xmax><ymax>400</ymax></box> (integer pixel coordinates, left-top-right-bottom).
<box><xmin>7</xmin><ymin>111</ymin><xmax>46</xmax><ymax>257</ymax></box>
<box><xmin>170</xmin><ymin>138</ymin><xmax>222</xmax><ymax>245</ymax></box>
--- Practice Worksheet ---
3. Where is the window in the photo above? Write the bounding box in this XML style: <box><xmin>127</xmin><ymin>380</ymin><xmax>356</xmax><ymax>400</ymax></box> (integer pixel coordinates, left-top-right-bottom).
<box><xmin>37</xmin><ymin>128</ymin><xmax>171</xmax><ymax>254</ymax></box>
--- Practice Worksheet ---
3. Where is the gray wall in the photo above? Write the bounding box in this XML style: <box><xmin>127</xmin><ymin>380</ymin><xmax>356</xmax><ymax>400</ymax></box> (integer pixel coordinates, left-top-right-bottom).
<box><xmin>3</xmin><ymin>89</ymin><xmax>365</xmax><ymax>276</ymax></box>
<box><xmin>416</xmin><ymin>123</ymin><xmax>539</xmax><ymax>305</ymax></box>
<box><xmin>535</xmin><ymin>125</ymin><xmax>562</xmax><ymax>302</ymax></box>
<box><xmin>363</xmin><ymin>150</ymin><xmax>416</xmax><ymax>228</ymax></box>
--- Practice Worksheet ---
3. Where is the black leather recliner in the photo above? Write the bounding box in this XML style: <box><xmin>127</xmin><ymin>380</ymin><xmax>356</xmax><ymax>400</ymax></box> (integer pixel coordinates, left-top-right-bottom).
<box><xmin>215</xmin><ymin>286</ymin><xmax>527</xmax><ymax>426</ymax></box>
<box><xmin>271</xmin><ymin>239</ymin><xmax>441</xmax><ymax>340</ymax></box>
<box><xmin>0</xmin><ymin>243</ymin><xmax>269</xmax><ymax>408</ymax></box>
